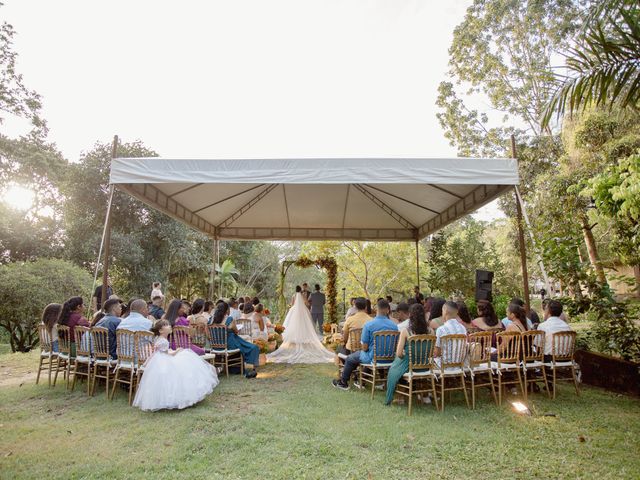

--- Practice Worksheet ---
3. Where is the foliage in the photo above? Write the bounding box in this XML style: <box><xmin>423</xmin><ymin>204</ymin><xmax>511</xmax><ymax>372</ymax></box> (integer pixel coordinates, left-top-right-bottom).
<box><xmin>214</xmin><ymin>259</ymin><xmax>239</xmax><ymax>299</ymax></box>
<box><xmin>437</xmin><ymin>0</ymin><xmax>586</xmax><ymax>156</ymax></box>
<box><xmin>542</xmin><ymin>0</ymin><xmax>640</xmax><ymax>127</ymax></box>
<box><xmin>0</xmin><ymin>258</ymin><xmax>92</xmax><ymax>352</ymax></box>
<box><xmin>587</xmin><ymin>150</ymin><xmax>640</xmax><ymax>270</ymax></box>
<box><xmin>0</xmin><ymin>8</ymin><xmax>45</xmax><ymax>132</ymax></box>
<box><xmin>423</xmin><ymin>216</ymin><xmax>515</xmax><ymax>299</ymax></box>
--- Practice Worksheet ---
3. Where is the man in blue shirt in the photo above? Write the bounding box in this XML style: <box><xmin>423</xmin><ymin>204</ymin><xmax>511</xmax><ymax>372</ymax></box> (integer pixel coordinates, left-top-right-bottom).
<box><xmin>333</xmin><ymin>299</ymin><xmax>398</xmax><ymax>390</ymax></box>
<box><xmin>95</xmin><ymin>298</ymin><xmax>122</xmax><ymax>359</ymax></box>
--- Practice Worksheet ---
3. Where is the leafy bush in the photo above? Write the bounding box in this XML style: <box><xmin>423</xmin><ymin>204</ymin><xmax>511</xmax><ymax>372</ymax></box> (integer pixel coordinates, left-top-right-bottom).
<box><xmin>492</xmin><ymin>294</ymin><xmax>511</xmax><ymax>320</ymax></box>
<box><xmin>0</xmin><ymin>259</ymin><xmax>92</xmax><ymax>352</ymax></box>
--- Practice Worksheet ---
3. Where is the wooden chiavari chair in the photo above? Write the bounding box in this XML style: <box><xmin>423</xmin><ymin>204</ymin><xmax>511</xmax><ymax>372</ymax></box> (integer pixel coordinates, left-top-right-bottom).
<box><xmin>207</xmin><ymin>325</ymin><xmax>243</xmax><ymax>377</ymax></box>
<box><xmin>433</xmin><ymin>334</ymin><xmax>470</xmax><ymax>411</ymax></box>
<box><xmin>135</xmin><ymin>330</ymin><xmax>156</xmax><ymax>387</ymax></box>
<box><xmin>190</xmin><ymin>325</ymin><xmax>208</xmax><ymax>350</ymax></box>
<box><xmin>110</xmin><ymin>329</ymin><xmax>137</xmax><ymax>404</ymax></box>
<box><xmin>53</xmin><ymin>325</ymin><xmax>74</xmax><ymax>389</ymax></box>
<box><xmin>359</xmin><ymin>330</ymin><xmax>399</xmax><ymax>399</ymax></box>
<box><xmin>70</xmin><ymin>326</ymin><xmax>92</xmax><ymax>394</ymax></box>
<box><xmin>521</xmin><ymin>330</ymin><xmax>550</xmax><ymax>400</ymax></box>
<box><xmin>36</xmin><ymin>324</ymin><xmax>58</xmax><ymax>387</ymax></box>
<box><xmin>395</xmin><ymin>334</ymin><xmax>438</xmax><ymax>415</ymax></box>
<box><xmin>493</xmin><ymin>331</ymin><xmax>524</xmax><ymax>405</ymax></box>
<box><xmin>543</xmin><ymin>331</ymin><xmax>580</xmax><ymax>398</ymax></box>
<box><xmin>465</xmin><ymin>331</ymin><xmax>497</xmax><ymax>409</ymax></box>
<box><xmin>337</xmin><ymin>327</ymin><xmax>362</xmax><ymax>378</ymax></box>
<box><xmin>235</xmin><ymin>318</ymin><xmax>253</xmax><ymax>341</ymax></box>
<box><xmin>90</xmin><ymin>326</ymin><xmax>115</xmax><ymax>397</ymax></box>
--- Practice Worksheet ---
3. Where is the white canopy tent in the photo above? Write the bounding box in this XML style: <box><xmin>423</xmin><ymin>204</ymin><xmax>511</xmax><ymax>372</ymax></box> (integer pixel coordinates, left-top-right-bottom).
<box><xmin>109</xmin><ymin>157</ymin><xmax>519</xmax><ymax>241</ymax></box>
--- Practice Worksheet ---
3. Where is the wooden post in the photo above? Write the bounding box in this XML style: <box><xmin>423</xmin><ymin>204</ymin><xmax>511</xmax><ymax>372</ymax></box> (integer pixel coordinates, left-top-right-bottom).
<box><xmin>209</xmin><ymin>238</ymin><xmax>218</xmax><ymax>302</ymax></box>
<box><xmin>511</xmin><ymin>135</ymin><xmax>530</xmax><ymax>312</ymax></box>
<box><xmin>101</xmin><ymin>135</ymin><xmax>118</xmax><ymax>308</ymax></box>
<box><xmin>415</xmin><ymin>239</ymin><xmax>421</xmax><ymax>290</ymax></box>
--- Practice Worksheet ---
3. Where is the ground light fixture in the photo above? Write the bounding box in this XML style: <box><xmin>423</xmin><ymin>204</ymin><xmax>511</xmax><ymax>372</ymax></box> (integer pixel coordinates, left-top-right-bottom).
<box><xmin>511</xmin><ymin>401</ymin><xmax>531</xmax><ymax>415</ymax></box>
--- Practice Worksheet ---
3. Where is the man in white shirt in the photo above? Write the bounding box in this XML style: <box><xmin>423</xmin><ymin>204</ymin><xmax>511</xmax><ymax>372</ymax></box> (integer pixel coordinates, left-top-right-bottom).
<box><xmin>395</xmin><ymin>303</ymin><xmax>411</xmax><ymax>331</ymax></box>
<box><xmin>434</xmin><ymin>301</ymin><xmax>467</xmax><ymax>364</ymax></box>
<box><xmin>386</xmin><ymin>295</ymin><xmax>398</xmax><ymax>312</ymax></box>
<box><xmin>117</xmin><ymin>299</ymin><xmax>153</xmax><ymax>332</ymax></box>
<box><xmin>537</xmin><ymin>300</ymin><xmax>572</xmax><ymax>362</ymax></box>
<box><xmin>343</xmin><ymin>297</ymin><xmax>357</xmax><ymax>321</ymax></box>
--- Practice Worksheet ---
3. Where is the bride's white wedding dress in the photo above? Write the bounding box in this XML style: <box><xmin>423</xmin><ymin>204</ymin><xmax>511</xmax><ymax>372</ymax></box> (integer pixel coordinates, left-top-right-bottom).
<box><xmin>267</xmin><ymin>292</ymin><xmax>335</xmax><ymax>364</ymax></box>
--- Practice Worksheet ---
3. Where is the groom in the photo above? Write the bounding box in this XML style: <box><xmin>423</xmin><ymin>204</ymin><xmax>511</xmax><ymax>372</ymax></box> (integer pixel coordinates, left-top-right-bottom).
<box><xmin>308</xmin><ymin>284</ymin><xmax>326</xmax><ymax>334</ymax></box>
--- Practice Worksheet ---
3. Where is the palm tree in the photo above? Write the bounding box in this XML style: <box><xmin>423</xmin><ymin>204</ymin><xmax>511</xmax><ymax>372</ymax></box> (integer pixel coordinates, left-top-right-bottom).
<box><xmin>542</xmin><ymin>1</ymin><xmax>640</xmax><ymax>128</ymax></box>
<box><xmin>213</xmin><ymin>259</ymin><xmax>239</xmax><ymax>299</ymax></box>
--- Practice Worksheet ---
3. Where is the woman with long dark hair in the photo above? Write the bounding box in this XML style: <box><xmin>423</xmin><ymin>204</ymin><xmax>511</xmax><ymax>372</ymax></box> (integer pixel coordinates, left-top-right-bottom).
<box><xmin>385</xmin><ymin>303</ymin><xmax>431</xmax><ymax>405</ymax></box>
<box><xmin>163</xmin><ymin>299</ymin><xmax>205</xmax><ymax>355</ymax></box>
<box><xmin>211</xmin><ymin>302</ymin><xmax>259</xmax><ymax>378</ymax></box>
<box><xmin>505</xmin><ymin>303</ymin><xmax>528</xmax><ymax>333</ymax></box>
<box><xmin>58</xmin><ymin>296</ymin><xmax>89</xmax><ymax>356</ymax></box>
<box><xmin>471</xmin><ymin>301</ymin><xmax>501</xmax><ymax>330</ymax></box>
<box><xmin>187</xmin><ymin>298</ymin><xmax>209</xmax><ymax>327</ymax></box>
<box><xmin>456</xmin><ymin>301</ymin><xmax>474</xmax><ymax>331</ymax></box>
<box><xmin>41</xmin><ymin>303</ymin><xmax>62</xmax><ymax>353</ymax></box>
<box><xmin>428</xmin><ymin>298</ymin><xmax>446</xmax><ymax>330</ymax></box>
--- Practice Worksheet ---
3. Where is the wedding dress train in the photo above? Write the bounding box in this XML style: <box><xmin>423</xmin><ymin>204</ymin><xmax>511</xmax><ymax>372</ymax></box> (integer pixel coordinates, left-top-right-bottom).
<box><xmin>266</xmin><ymin>293</ymin><xmax>335</xmax><ymax>364</ymax></box>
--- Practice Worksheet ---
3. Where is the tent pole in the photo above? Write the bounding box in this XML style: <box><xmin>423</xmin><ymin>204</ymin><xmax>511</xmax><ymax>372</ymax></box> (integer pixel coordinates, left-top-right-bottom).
<box><xmin>415</xmin><ymin>239</ymin><xmax>420</xmax><ymax>290</ymax></box>
<box><xmin>100</xmin><ymin>135</ymin><xmax>118</xmax><ymax>311</ymax></box>
<box><xmin>209</xmin><ymin>239</ymin><xmax>217</xmax><ymax>300</ymax></box>
<box><xmin>515</xmin><ymin>186</ymin><xmax>552</xmax><ymax>294</ymax></box>
<box><xmin>511</xmin><ymin>135</ymin><xmax>530</xmax><ymax>313</ymax></box>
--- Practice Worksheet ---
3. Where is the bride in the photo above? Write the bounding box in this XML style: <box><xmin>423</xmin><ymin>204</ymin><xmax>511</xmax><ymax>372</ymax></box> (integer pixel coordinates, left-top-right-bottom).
<box><xmin>267</xmin><ymin>285</ymin><xmax>335</xmax><ymax>364</ymax></box>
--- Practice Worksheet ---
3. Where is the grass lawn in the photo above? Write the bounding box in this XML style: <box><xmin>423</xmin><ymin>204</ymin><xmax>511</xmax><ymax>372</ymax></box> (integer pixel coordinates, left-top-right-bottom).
<box><xmin>1</xmin><ymin>349</ymin><xmax>639</xmax><ymax>479</ymax></box>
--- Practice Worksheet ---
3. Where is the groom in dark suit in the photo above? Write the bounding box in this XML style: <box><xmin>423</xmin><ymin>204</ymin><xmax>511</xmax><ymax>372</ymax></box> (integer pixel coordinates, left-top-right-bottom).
<box><xmin>308</xmin><ymin>284</ymin><xmax>326</xmax><ymax>334</ymax></box>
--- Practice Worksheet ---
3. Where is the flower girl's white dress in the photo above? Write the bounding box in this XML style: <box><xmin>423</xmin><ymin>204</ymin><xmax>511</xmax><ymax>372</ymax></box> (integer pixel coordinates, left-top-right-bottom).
<box><xmin>133</xmin><ymin>337</ymin><xmax>219</xmax><ymax>411</ymax></box>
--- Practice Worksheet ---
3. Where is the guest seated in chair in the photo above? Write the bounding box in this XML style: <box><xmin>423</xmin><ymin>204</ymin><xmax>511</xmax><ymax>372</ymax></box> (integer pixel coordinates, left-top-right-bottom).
<box><xmin>537</xmin><ymin>300</ymin><xmax>572</xmax><ymax>363</ymax></box>
<box><xmin>164</xmin><ymin>299</ymin><xmax>205</xmax><ymax>355</ymax></box>
<box><xmin>385</xmin><ymin>303</ymin><xmax>431</xmax><ymax>405</ymax></box>
<box><xmin>428</xmin><ymin>298</ymin><xmax>447</xmax><ymax>331</ymax></box>
<box><xmin>148</xmin><ymin>296</ymin><xmax>164</xmax><ymax>320</ymax></box>
<box><xmin>211</xmin><ymin>302</ymin><xmax>259</xmax><ymax>379</ymax></box>
<box><xmin>433</xmin><ymin>301</ymin><xmax>466</xmax><ymax>365</ymax></box>
<box><xmin>332</xmin><ymin>299</ymin><xmax>397</xmax><ymax>390</ymax></box>
<box><xmin>95</xmin><ymin>298</ymin><xmax>122</xmax><ymax>359</ymax></box>
<box><xmin>395</xmin><ymin>303</ymin><xmax>411</xmax><ymax>331</ymax></box>
<box><xmin>117</xmin><ymin>299</ymin><xmax>153</xmax><ymax>332</ymax></box>
<box><xmin>58</xmin><ymin>296</ymin><xmax>90</xmax><ymax>357</ymax></box>
<box><xmin>338</xmin><ymin>297</ymin><xmax>371</xmax><ymax>355</ymax></box>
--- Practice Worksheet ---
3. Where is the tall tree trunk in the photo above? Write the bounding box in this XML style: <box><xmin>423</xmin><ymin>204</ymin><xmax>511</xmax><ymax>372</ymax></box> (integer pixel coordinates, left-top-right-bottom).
<box><xmin>634</xmin><ymin>265</ymin><xmax>640</xmax><ymax>298</ymax></box>
<box><xmin>580</xmin><ymin>214</ymin><xmax>608</xmax><ymax>286</ymax></box>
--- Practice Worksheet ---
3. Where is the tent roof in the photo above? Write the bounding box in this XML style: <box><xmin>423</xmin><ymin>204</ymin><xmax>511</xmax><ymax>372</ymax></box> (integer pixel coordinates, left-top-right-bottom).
<box><xmin>110</xmin><ymin>157</ymin><xmax>518</xmax><ymax>241</ymax></box>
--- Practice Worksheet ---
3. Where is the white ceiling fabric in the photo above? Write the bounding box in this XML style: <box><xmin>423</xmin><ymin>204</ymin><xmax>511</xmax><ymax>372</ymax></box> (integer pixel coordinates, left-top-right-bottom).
<box><xmin>109</xmin><ymin>157</ymin><xmax>518</xmax><ymax>241</ymax></box>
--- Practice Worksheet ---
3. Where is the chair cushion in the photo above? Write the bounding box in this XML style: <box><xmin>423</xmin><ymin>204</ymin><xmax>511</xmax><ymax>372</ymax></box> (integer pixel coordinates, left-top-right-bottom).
<box><xmin>435</xmin><ymin>366</ymin><xmax>465</xmax><ymax>376</ymax></box>
<box><xmin>202</xmin><ymin>353</ymin><xmax>216</xmax><ymax>361</ymax></box>
<box><xmin>211</xmin><ymin>348</ymin><xmax>241</xmax><ymax>355</ymax></box>
<box><xmin>491</xmin><ymin>362</ymin><xmax>520</xmax><ymax>371</ymax></box>
<box><xmin>466</xmin><ymin>364</ymin><xmax>492</xmax><ymax>373</ymax></box>
<box><xmin>543</xmin><ymin>361</ymin><xmax>576</xmax><ymax>368</ymax></box>
<box><xmin>94</xmin><ymin>358</ymin><xmax>117</xmax><ymax>366</ymax></box>
<box><xmin>75</xmin><ymin>355</ymin><xmax>91</xmax><ymax>364</ymax></box>
<box><xmin>360</xmin><ymin>362</ymin><xmax>392</xmax><ymax>369</ymax></box>
<box><xmin>523</xmin><ymin>361</ymin><xmax>544</xmax><ymax>368</ymax></box>
<box><xmin>115</xmin><ymin>361</ymin><xmax>135</xmax><ymax>370</ymax></box>
<box><xmin>403</xmin><ymin>370</ymin><xmax>433</xmax><ymax>379</ymax></box>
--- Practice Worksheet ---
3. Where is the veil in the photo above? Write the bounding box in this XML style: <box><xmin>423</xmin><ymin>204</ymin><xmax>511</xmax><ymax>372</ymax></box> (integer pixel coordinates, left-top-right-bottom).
<box><xmin>267</xmin><ymin>293</ymin><xmax>335</xmax><ymax>364</ymax></box>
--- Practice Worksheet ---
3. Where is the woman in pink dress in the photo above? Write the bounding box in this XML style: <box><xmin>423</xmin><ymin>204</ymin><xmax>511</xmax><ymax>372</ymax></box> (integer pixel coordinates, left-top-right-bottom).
<box><xmin>163</xmin><ymin>299</ymin><xmax>205</xmax><ymax>355</ymax></box>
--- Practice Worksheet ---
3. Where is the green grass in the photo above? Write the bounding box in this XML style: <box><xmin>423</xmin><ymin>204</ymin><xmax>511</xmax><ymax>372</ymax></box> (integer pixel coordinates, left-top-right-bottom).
<box><xmin>1</xmin><ymin>350</ymin><xmax>639</xmax><ymax>479</ymax></box>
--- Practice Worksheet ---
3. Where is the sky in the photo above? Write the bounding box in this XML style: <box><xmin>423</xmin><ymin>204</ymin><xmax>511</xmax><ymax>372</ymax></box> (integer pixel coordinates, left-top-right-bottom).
<box><xmin>2</xmin><ymin>0</ymin><xmax>503</xmax><ymax>220</ymax></box>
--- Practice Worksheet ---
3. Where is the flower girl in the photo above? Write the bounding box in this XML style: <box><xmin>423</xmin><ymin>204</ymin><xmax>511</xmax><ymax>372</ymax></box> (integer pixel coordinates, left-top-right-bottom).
<box><xmin>132</xmin><ymin>320</ymin><xmax>219</xmax><ymax>411</ymax></box>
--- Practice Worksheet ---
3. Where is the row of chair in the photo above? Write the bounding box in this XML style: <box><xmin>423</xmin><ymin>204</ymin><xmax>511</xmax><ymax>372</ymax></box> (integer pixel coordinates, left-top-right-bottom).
<box><xmin>36</xmin><ymin>323</ymin><xmax>247</xmax><ymax>404</ymax></box>
<box><xmin>339</xmin><ymin>328</ymin><xmax>580</xmax><ymax>415</ymax></box>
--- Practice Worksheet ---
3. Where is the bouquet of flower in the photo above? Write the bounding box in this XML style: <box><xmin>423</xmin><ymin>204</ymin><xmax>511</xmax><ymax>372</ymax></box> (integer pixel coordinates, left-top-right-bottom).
<box><xmin>322</xmin><ymin>323</ymin><xmax>333</xmax><ymax>333</ymax></box>
<box><xmin>264</xmin><ymin>308</ymin><xmax>270</xmax><ymax>315</ymax></box>
<box><xmin>253</xmin><ymin>338</ymin><xmax>270</xmax><ymax>354</ymax></box>
<box><xmin>274</xmin><ymin>324</ymin><xmax>285</xmax><ymax>334</ymax></box>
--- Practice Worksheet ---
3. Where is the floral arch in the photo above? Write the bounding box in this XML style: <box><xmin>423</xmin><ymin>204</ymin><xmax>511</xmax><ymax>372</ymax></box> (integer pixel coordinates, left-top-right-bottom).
<box><xmin>277</xmin><ymin>256</ymin><xmax>338</xmax><ymax>324</ymax></box>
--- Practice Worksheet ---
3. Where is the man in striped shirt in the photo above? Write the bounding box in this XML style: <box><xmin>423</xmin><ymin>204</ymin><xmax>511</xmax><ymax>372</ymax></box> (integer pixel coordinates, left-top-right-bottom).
<box><xmin>434</xmin><ymin>301</ymin><xmax>467</xmax><ymax>364</ymax></box>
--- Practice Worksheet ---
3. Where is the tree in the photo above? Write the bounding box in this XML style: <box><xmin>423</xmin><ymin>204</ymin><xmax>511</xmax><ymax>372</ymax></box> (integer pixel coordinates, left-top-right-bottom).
<box><xmin>588</xmin><ymin>150</ymin><xmax>640</xmax><ymax>294</ymax></box>
<box><xmin>437</xmin><ymin>0</ymin><xmax>586</xmax><ymax>155</ymax></box>
<box><xmin>214</xmin><ymin>259</ymin><xmax>239</xmax><ymax>299</ymax></box>
<box><xmin>542</xmin><ymin>0</ymin><xmax>640</xmax><ymax>127</ymax></box>
<box><xmin>0</xmin><ymin>258</ymin><xmax>92</xmax><ymax>352</ymax></box>
<box><xmin>0</xmin><ymin>7</ymin><xmax>45</xmax><ymax>132</ymax></box>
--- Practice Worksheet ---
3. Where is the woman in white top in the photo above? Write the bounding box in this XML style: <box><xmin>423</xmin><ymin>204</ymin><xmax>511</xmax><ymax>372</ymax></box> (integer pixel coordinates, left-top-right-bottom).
<box><xmin>41</xmin><ymin>303</ymin><xmax>62</xmax><ymax>352</ymax></box>
<box><xmin>150</xmin><ymin>282</ymin><xmax>164</xmax><ymax>301</ymax></box>
<box><xmin>252</xmin><ymin>304</ymin><xmax>268</xmax><ymax>340</ymax></box>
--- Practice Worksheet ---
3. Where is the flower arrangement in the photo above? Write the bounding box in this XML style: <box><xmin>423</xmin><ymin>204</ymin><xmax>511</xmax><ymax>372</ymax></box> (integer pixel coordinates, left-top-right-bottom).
<box><xmin>253</xmin><ymin>338</ymin><xmax>270</xmax><ymax>354</ymax></box>
<box><xmin>274</xmin><ymin>324</ymin><xmax>285</xmax><ymax>334</ymax></box>
<box><xmin>323</xmin><ymin>323</ymin><xmax>332</xmax><ymax>333</ymax></box>
<box><xmin>264</xmin><ymin>308</ymin><xmax>270</xmax><ymax>315</ymax></box>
